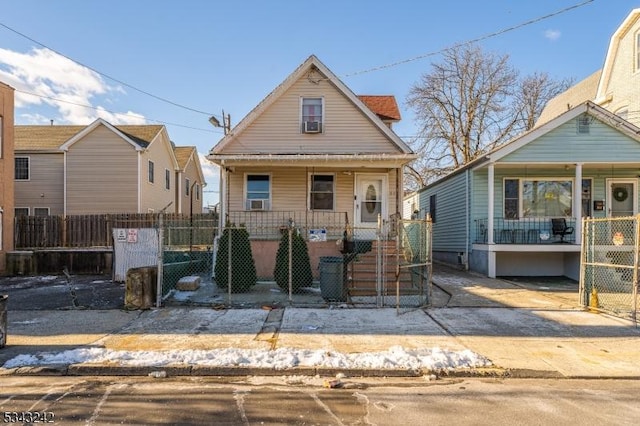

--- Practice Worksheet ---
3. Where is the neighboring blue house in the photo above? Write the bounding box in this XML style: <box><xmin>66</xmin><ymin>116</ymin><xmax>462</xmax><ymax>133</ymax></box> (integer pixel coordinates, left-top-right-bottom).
<box><xmin>416</xmin><ymin>101</ymin><xmax>640</xmax><ymax>280</ymax></box>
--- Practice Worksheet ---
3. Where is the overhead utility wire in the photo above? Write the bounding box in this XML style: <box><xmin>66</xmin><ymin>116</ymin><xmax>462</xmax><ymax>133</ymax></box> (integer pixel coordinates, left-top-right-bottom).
<box><xmin>344</xmin><ymin>0</ymin><xmax>595</xmax><ymax>77</ymax></box>
<box><xmin>15</xmin><ymin>89</ymin><xmax>223</xmax><ymax>134</ymax></box>
<box><xmin>0</xmin><ymin>21</ymin><xmax>220</xmax><ymax>119</ymax></box>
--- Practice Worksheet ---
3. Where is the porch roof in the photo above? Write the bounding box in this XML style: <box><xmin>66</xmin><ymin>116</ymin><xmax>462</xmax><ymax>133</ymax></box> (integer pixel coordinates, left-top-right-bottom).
<box><xmin>208</xmin><ymin>152</ymin><xmax>417</xmax><ymax>167</ymax></box>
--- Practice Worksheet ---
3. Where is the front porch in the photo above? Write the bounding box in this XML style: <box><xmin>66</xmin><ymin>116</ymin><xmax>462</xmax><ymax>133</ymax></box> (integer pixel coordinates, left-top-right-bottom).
<box><xmin>474</xmin><ymin>217</ymin><xmax>578</xmax><ymax>245</ymax></box>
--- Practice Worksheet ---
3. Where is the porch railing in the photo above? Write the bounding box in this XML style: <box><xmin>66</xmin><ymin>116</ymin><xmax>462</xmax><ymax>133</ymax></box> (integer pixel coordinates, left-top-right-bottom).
<box><xmin>474</xmin><ymin>217</ymin><xmax>577</xmax><ymax>244</ymax></box>
<box><xmin>227</xmin><ymin>210</ymin><xmax>348</xmax><ymax>240</ymax></box>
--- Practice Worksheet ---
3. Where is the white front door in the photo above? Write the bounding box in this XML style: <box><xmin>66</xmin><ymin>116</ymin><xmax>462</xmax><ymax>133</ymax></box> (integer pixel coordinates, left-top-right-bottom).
<box><xmin>354</xmin><ymin>174</ymin><xmax>387</xmax><ymax>239</ymax></box>
<box><xmin>607</xmin><ymin>179</ymin><xmax>637</xmax><ymax>217</ymax></box>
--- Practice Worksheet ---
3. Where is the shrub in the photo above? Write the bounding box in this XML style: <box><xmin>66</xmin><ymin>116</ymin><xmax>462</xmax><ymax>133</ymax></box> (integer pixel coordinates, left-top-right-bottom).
<box><xmin>273</xmin><ymin>229</ymin><xmax>313</xmax><ymax>292</ymax></box>
<box><xmin>214</xmin><ymin>226</ymin><xmax>257</xmax><ymax>292</ymax></box>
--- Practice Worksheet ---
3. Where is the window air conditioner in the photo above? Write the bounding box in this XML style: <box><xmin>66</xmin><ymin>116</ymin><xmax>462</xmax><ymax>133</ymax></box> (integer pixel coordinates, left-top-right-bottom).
<box><xmin>247</xmin><ymin>199</ymin><xmax>268</xmax><ymax>210</ymax></box>
<box><xmin>304</xmin><ymin>121</ymin><xmax>321</xmax><ymax>133</ymax></box>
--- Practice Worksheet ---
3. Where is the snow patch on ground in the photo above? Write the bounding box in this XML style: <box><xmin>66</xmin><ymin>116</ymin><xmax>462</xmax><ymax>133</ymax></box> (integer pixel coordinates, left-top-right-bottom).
<box><xmin>3</xmin><ymin>346</ymin><xmax>491</xmax><ymax>371</ymax></box>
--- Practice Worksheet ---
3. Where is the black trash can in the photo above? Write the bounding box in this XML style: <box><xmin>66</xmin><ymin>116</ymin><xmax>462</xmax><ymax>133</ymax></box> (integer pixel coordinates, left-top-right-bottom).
<box><xmin>319</xmin><ymin>256</ymin><xmax>345</xmax><ymax>301</ymax></box>
<box><xmin>0</xmin><ymin>294</ymin><xmax>7</xmax><ymax>349</ymax></box>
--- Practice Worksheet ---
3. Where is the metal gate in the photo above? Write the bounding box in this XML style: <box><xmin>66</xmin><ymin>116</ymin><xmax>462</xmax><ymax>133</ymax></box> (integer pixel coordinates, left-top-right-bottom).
<box><xmin>159</xmin><ymin>215</ymin><xmax>217</xmax><ymax>304</ymax></box>
<box><xmin>347</xmin><ymin>215</ymin><xmax>432</xmax><ymax>309</ymax></box>
<box><xmin>580</xmin><ymin>215</ymin><xmax>639</xmax><ymax>323</ymax></box>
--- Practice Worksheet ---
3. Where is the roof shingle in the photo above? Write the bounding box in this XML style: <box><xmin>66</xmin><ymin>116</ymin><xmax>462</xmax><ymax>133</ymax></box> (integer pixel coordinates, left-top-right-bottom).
<box><xmin>15</xmin><ymin>124</ymin><xmax>164</xmax><ymax>150</ymax></box>
<box><xmin>357</xmin><ymin>95</ymin><xmax>401</xmax><ymax>121</ymax></box>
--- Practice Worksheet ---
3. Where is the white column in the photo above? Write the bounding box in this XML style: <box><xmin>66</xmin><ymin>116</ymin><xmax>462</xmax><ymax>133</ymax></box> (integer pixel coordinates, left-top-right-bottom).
<box><xmin>574</xmin><ymin>163</ymin><xmax>582</xmax><ymax>245</ymax></box>
<box><xmin>488</xmin><ymin>251</ymin><xmax>496</xmax><ymax>278</ymax></box>
<box><xmin>488</xmin><ymin>163</ymin><xmax>495</xmax><ymax>244</ymax></box>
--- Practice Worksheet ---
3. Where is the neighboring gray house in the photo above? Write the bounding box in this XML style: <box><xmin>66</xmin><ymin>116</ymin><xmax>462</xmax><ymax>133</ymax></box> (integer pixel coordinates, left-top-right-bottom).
<box><xmin>416</xmin><ymin>102</ymin><xmax>640</xmax><ymax>280</ymax></box>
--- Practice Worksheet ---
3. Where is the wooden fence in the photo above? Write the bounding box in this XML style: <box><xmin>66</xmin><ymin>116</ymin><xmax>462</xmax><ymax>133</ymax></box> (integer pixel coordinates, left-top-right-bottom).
<box><xmin>14</xmin><ymin>213</ymin><xmax>218</xmax><ymax>249</ymax></box>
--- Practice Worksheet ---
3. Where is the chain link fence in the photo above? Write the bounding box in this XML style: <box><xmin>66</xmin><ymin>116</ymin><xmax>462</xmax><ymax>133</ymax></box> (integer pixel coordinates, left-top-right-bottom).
<box><xmin>159</xmin><ymin>215</ymin><xmax>216</xmax><ymax>302</ymax></box>
<box><xmin>115</xmin><ymin>213</ymin><xmax>433</xmax><ymax>310</ymax></box>
<box><xmin>580</xmin><ymin>216</ymin><xmax>639</xmax><ymax>323</ymax></box>
<box><xmin>164</xmin><ymin>215</ymin><xmax>433</xmax><ymax>309</ymax></box>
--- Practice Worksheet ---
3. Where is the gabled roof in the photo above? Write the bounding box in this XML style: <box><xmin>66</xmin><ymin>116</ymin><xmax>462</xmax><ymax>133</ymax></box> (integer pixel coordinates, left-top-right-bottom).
<box><xmin>210</xmin><ymin>55</ymin><xmax>413</xmax><ymax>155</ymax></box>
<box><xmin>15</xmin><ymin>120</ymin><xmax>165</xmax><ymax>151</ymax></box>
<box><xmin>596</xmin><ymin>8</ymin><xmax>640</xmax><ymax>103</ymax></box>
<box><xmin>15</xmin><ymin>125</ymin><xmax>85</xmax><ymax>150</ymax></box>
<box><xmin>60</xmin><ymin>118</ymin><xmax>163</xmax><ymax>151</ymax></box>
<box><xmin>488</xmin><ymin>101</ymin><xmax>640</xmax><ymax>163</ymax></box>
<box><xmin>357</xmin><ymin>95</ymin><xmax>401</xmax><ymax>121</ymax></box>
<box><xmin>174</xmin><ymin>146</ymin><xmax>206</xmax><ymax>183</ymax></box>
<box><xmin>420</xmin><ymin>101</ymin><xmax>640</xmax><ymax>192</ymax></box>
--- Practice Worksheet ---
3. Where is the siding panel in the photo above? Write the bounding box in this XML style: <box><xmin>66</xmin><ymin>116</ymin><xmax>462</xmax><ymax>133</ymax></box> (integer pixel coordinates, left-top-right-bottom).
<box><xmin>225</xmin><ymin>76</ymin><xmax>401</xmax><ymax>155</ymax></box>
<box><xmin>139</xmin><ymin>132</ymin><xmax>176</xmax><ymax>213</ymax></box>
<box><xmin>66</xmin><ymin>126</ymin><xmax>138</xmax><ymax>214</ymax></box>
<box><xmin>419</xmin><ymin>171</ymin><xmax>468</xmax><ymax>252</ymax></box>
<box><xmin>503</xmin><ymin>118</ymin><xmax>640</xmax><ymax>163</ymax></box>
<box><xmin>14</xmin><ymin>153</ymin><xmax>64</xmax><ymax>215</ymax></box>
<box><xmin>227</xmin><ymin>166</ymin><xmax>396</xmax><ymax>224</ymax></box>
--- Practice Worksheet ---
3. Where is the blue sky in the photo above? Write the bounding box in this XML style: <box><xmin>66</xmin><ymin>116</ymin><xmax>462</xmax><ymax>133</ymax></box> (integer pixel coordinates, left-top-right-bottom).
<box><xmin>0</xmin><ymin>0</ymin><xmax>637</xmax><ymax>207</ymax></box>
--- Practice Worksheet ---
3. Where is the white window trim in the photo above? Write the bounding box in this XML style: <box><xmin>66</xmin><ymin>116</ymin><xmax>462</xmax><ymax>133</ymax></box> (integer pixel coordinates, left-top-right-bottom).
<box><xmin>148</xmin><ymin>160</ymin><xmax>155</xmax><ymax>184</ymax></box>
<box><xmin>165</xmin><ymin>168</ymin><xmax>171</xmax><ymax>191</ymax></box>
<box><xmin>186</xmin><ymin>178</ymin><xmax>190</xmax><ymax>197</ymax></box>
<box><xmin>300</xmin><ymin>96</ymin><xmax>325</xmax><ymax>134</ymax></box>
<box><xmin>244</xmin><ymin>173</ymin><xmax>272</xmax><ymax>210</ymax></box>
<box><xmin>15</xmin><ymin>156</ymin><xmax>31</xmax><ymax>181</ymax></box>
<box><xmin>195</xmin><ymin>183</ymin><xmax>200</xmax><ymax>201</ymax></box>
<box><xmin>503</xmin><ymin>176</ymin><xmax>582</xmax><ymax>219</ymax></box>
<box><xmin>308</xmin><ymin>172</ymin><xmax>336</xmax><ymax>211</ymax></box>
<box><xmin>15</xmin><ymin>207</ymin><xmax>30</xmax><ymax>216</ymax></box>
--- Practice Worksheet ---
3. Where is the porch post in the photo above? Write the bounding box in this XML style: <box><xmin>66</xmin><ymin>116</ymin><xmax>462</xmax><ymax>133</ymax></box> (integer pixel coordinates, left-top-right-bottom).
<box><xmin>574</xmin><ymin>163</ymin><xmax>583</xmax><ymax>245</ymax></box>
<box><xmin>488</xmin><ymin>163</ymin><xmax>495</xmax><ymax>244</ymax></box>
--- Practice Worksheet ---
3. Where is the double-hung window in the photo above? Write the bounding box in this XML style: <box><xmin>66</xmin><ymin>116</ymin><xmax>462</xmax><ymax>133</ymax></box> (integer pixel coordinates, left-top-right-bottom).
<box><xmin>246</xmin><ymin>174</ymin><xmax>270</xmax><ymax>210</ymax></box>
<box><xmin>301</xmin><ymin>97</ymin><xmax>323</xmax><ymax>133</ymax></box>
<box><xmin>310</xmin><ymin>174</ymin><xmax>334</xmax><ymax>210</ymax></box>
<box><xmin>15</xmin><ymin>157</ymin><xmax>30</xmax><ymax>180</ymax></box>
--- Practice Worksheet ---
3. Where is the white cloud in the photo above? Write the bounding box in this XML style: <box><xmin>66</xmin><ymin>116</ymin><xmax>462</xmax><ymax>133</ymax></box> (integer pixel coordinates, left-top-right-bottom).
<box><xmin>544</xmin><ymin>29</ymin><xmax>561</xmax><ymax>41</ymax></box>
<box><xmin>0</xmin><ymin>47</ymin><xmax>145</xmax><ymax>124</ymax></box>
<box><xmin>198</xmin><ymin>152</ymin><xmax>219</xmax><ymax>206</ymax></box>
<box><xmin>198</xmin><ymin>152</ymin><xmax>219</xmax><ymax>179</ymax></box>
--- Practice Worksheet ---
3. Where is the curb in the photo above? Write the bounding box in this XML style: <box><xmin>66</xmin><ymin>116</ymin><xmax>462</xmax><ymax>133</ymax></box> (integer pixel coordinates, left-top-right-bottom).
<box><xmin>4</xmin><ymin>364</ymin><xmax>639</xmax><ymax>380</ymax></box>
<box><xmin>0</xmin><ymin>364</ymin><xmax>510</xmax><ymax>379</ymax></box>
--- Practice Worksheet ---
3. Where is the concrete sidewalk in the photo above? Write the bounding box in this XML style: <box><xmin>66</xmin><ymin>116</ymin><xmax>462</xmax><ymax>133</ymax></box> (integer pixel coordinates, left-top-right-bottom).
<box><xmin>1</xmin><ymin>268</ymin><xmax>639</xmax><ymax>378</ymax></box>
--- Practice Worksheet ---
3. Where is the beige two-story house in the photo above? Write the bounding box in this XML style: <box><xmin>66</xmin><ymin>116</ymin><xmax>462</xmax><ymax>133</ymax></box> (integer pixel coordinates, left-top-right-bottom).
<box><xmin>15</xmin><ymin>118</ymin><xmax>205</xmax><ymax>215</ymax></box>
<box><xmin>208</xmin><ymin>55</ymin><xmax>417</xmax><ymax>278</ymax></box>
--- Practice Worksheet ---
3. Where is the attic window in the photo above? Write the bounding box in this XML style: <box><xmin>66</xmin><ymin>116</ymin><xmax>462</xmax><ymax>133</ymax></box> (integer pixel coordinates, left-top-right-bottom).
<box><xmin>301</xmin><ymin>97</ymin><xmax>323</xmax><ymax>133</ymax></box>
<box><xmin>577</xmin><ymin>116</ymin><xmax>590</xmax><ymax>134</ymax></box>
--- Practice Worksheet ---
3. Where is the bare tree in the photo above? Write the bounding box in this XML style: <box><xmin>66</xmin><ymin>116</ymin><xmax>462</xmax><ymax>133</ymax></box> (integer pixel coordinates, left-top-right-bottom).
<box><xmin>405</xmin><ymin>45</ymin><xmax>570</xmax><ymax>189</ymax></box>
<box><xmin>513</xmin><ymin>72</ymin><xmax>573</xmax><ymax>132</ymax></box>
